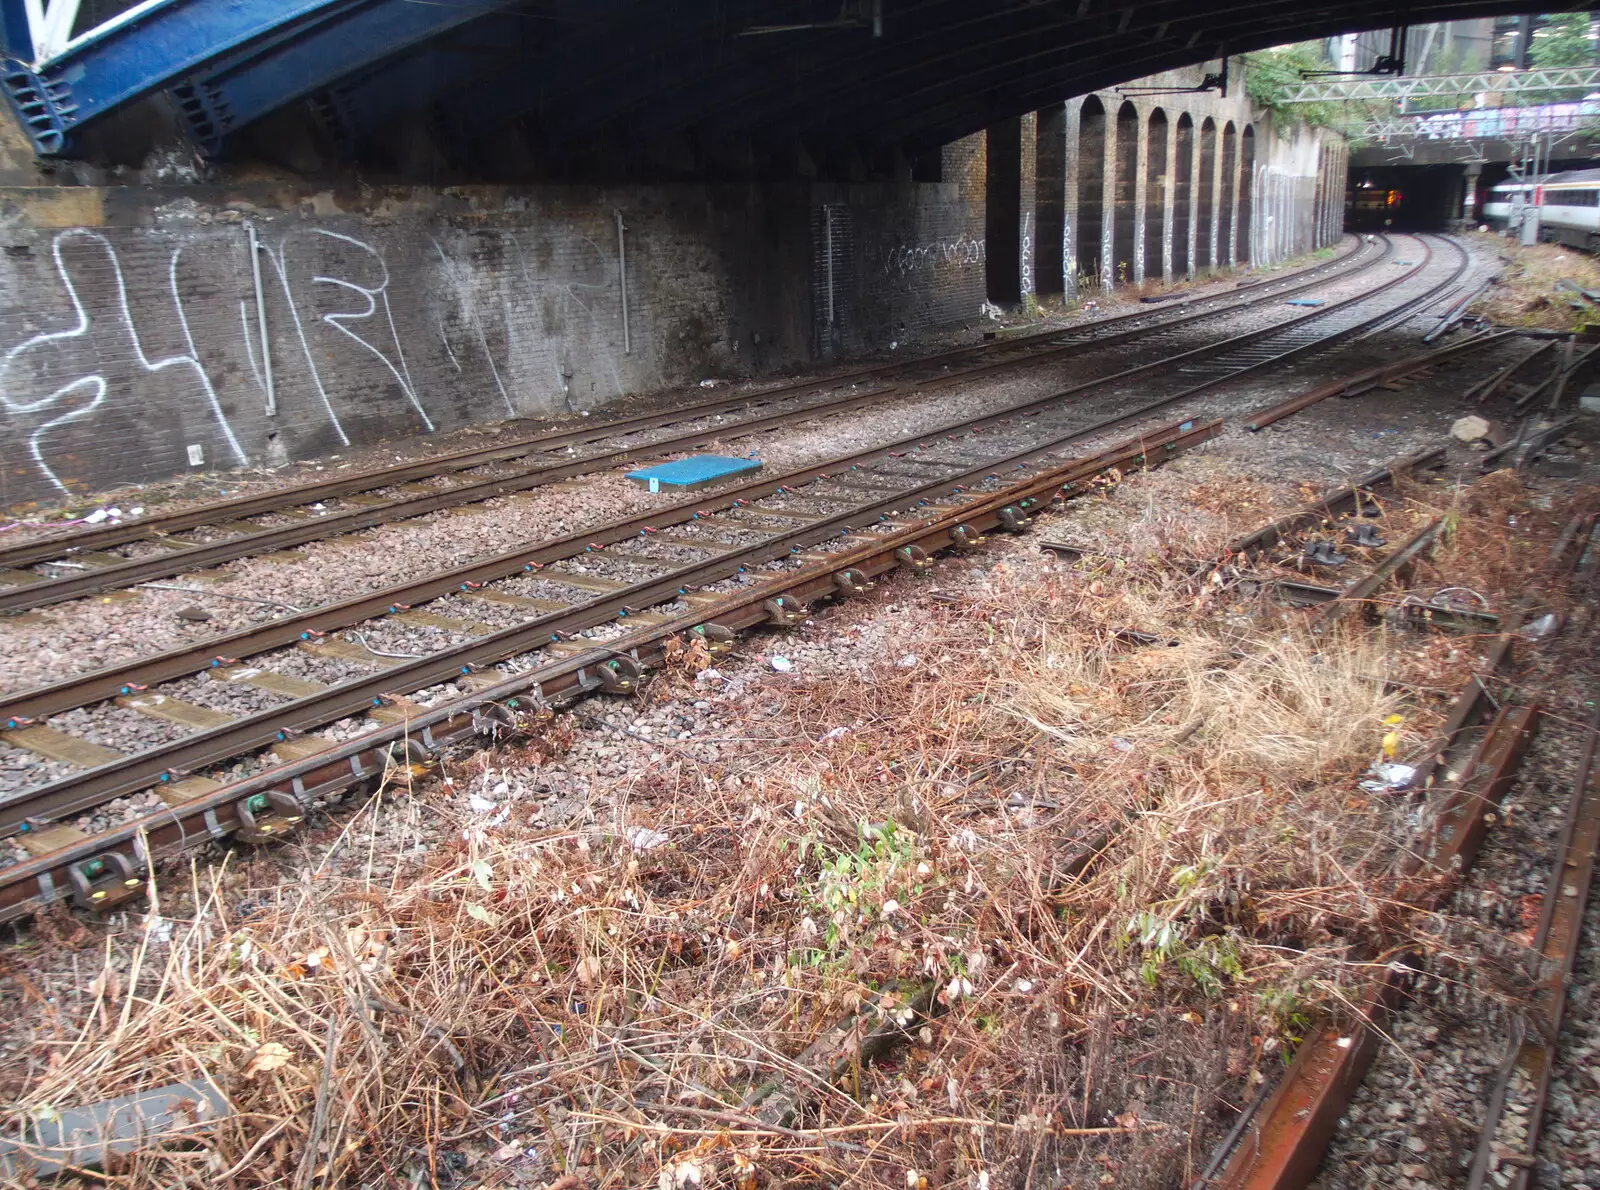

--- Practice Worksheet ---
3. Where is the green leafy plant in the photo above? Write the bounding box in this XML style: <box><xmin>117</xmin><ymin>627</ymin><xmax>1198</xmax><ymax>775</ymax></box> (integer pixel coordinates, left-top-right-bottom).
<box><xmin>791</xmin><ymin>817</ymin><xmax>922</xmax><ymax>969</ymax></box>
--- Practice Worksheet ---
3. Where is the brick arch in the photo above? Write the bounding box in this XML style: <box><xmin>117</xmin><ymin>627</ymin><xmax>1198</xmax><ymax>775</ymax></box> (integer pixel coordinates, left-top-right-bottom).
<box><xmin>1173</xmin><ymin>111</ymin><xmax>1194</xmax><ymax>277</ymax></box>
<box><xmin>1239</xmin><ymin>124</ymin><xmax>1256</xmax><ymax>266</ymax></box>
<box><xmin>1076</xmin><ymin>94</ymin><xmax>1108</xmax><ymax>289</ymax></box>
<box><xmin>1111</xmin><ymin>100</ymin><xmax>1139</xmax><ymax>286</ymax></box>
<box><xmin>1145</xmin><ymin>107</ymin><xmax>1169</xmax><ymax>281</ymax></box>
<box><xmin>1219</xmin><ymin>120</ymin><xmax>1238</xmax><ymax>266</ymax></box>
<box><xmin>1196</xmin><ymin>117</ymin><xmax>1218</xmax><ymax>270</ymax></box>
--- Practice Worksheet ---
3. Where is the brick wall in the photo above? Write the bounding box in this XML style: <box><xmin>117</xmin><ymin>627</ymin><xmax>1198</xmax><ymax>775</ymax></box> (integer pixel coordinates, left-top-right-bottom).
<box><xmin>817</xmin><ymin>132</ymin><xmax>988</xmax><ymax>357</ymax></box>
<box><xmin>0</xmin><ymin>172</ymin><xmax>979</xmax><ymax>507</ymax></box>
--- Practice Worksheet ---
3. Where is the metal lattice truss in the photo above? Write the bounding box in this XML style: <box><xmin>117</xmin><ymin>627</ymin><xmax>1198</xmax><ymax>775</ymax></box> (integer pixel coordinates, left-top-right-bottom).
<box><xmin>4</xmin><ymin>0</ymin><xmax>1599</xmax><ymax>163</ymax></box>
<box><xmin>1278</xmin><ymin>67</ymin><xmax>1600</xmax><ymax>103</ymax></box>
<box><xmin>1343</xmin><ymin>102</ymin><xmax>1600</xmax><ymax>142</ymax></box>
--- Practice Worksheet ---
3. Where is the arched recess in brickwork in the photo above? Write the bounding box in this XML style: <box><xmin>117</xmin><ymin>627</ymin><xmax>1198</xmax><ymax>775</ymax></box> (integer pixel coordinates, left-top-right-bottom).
<box><xmin>985</xmin><ymin>116</ymin><xmax>1022</xmax><ymax>303</ymax></box>
<box><xmin>1112</xmin><ymin>101</ymin><xmax>1139</xmax><ymax>286</ymax></box>
<box><xmin>1196</xmin><ymin>117</ymin><xmax>1217</xmax><ymax>270</ymax></box>
<box><xmin>1173</xmin><ymin>112</ymin><xmax>1193</xmax><ymax>277</ymax></box>
<box><xmin>1035</xmin><ymin>104</ymin><xmax>1066</xmax><ymax>297</ymax></box>
<box><xmin>1144</xmin><ymin>108</ymin><xmax>1168</xmax><ymax>281</ymax></box>
<box><xmin>1076</xmin><ymin>95</ymin><xmax>1106</xmax><ymax>290</ymax></box>
<box><xmin>1219</xmin><ymin>121</ymin><xmax>1237</xmax><ymax>266</ymax></box>
<box><xmin>1239</xmin><ymin>125</ymin><xmax>1256</xmax><ymax>267</ymax></box>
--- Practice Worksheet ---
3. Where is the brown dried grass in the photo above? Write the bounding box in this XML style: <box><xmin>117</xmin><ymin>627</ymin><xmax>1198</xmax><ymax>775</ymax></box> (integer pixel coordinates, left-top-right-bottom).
<box><xmin>1466</xmin><ymin>231</ymin><xmax>1600</xmax><ymax>331</ymax></box>
<box><xmin>2</xmin><ymin>548</ymin><xmax>1444</xmax><ymax>1190</ymax></box>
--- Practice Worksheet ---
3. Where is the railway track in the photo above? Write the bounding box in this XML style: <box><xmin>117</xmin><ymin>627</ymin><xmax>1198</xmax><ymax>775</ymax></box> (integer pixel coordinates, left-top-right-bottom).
<box><xmin>1202</xmin><ymin>510</ymin><xmax>1600</xmax><ymax>1190</ymax></box>
<box><xmin>0</xmin><ymin>236</ymin><xmax>1390</xmax><ymax>613</ymax></box>
<box><xmin>0</xmin><ymin>232</ymin><xmax>1487</xmax><ymax>923</ymax></box>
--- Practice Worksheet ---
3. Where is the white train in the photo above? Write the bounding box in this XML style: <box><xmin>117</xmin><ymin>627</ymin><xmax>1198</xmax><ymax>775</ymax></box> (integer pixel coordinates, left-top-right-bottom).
<box><xmin>1484</xmin><ymin>168</ymin><xmax>1600</xmax><ymax>250</ymax></box>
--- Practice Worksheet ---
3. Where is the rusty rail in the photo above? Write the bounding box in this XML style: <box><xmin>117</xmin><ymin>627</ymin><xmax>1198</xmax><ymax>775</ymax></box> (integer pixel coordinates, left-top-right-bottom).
<box><xmin>0</xmin><ymin>237</ymin><xmax>1375</xmax><ymax>581</ymax></box>
<box><xmin>1209</xmin><ymin>703</ymin><xmax>1540</xmax><ymax>1190</ymax></box>
<box><xmin>1223</xmin><ymin>447</ymin><xmax>1446</xmax><ymax>561</ymax></box>
<box><xmin>1202</xmin><ymin>508</ymin><xmax>1599</xmax><ymax>1189</ymax></box>
<box><xmin>1313</xmin><ymin>518</ymin><xmax>1443</xmax><ymax>626</ymax></box>
<box><xmin>0</xmin><ymin>420</ymin><xmax>1221</xmax><ymax>923</ymax></box>
<box><xmin>1466</xmin><ymin>695</ymin><xmax>1600</xmax><ymax>1190</ymax></box>
<box><xmin>1244</xmin><ymin>330</ymin><xmax>1508</xmax><ymax>432</ymax></box>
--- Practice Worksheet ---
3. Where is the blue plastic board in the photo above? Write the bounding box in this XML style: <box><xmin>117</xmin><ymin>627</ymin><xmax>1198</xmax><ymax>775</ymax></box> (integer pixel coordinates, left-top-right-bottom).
<box><xmin>626</xmin><ymin>455</ymin><xmax>763</xmax><ymax>492</ymax></box>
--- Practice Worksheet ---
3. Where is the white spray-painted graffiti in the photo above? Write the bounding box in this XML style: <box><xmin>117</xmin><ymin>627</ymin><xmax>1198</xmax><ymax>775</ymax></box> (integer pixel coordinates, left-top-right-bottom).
<box><xmin>310</xmin><ymin>229</ymin><xmax>434</xmax><ymax>434</ymax></box>
<box><xmin>873</xmin><ymin>233</ymin><xmax>985</xmax><ymax>279</ymax></box>
<box><xmin>0</xmin><ymin>221</ymin><xmax>627</xmax><ymax>498</ymax></box>
<box><xmin>0</xmin><ymin>230</ymin><xmax>248</xmax><ymax>496</ymax></box>
<box><xmin>1019</xmin><ymin>212</ymin><xmax>1033</xmax><ymax>296</ymax></box>
<box><xmin>430</xmin><ymin>235</ymin><xmax>512</xmax><ymax>417</ymax></box>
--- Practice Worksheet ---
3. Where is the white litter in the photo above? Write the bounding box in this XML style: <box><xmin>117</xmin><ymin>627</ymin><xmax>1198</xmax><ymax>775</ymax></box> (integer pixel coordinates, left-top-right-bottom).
<box><xmin>624</xmin><ymin>826</ymin><xmax>670</xmax><ymax>851</ymax></box>
<box><xmin>1521</xmin><ymin>612</ymin><xmax>1560</xmax><ymax>639</ymax></box>
<box><xmin>769</xmin><ymin>655</ymin><xmax>793</xmax><ymax>672</ymax></box>
<box><xmin>1359</xmin><ymin>762</ymin><xmax>1417</xmax><ymax>794</ymax></box>
<box><xmin>83</xmin><ymin>509</ymin><xmax>109</xmax><ymax>524</ymax></box>
<box><xmin>468</xmin><ymin>795</ymin><xmax>497</xmax><ymax>813</ymax></box>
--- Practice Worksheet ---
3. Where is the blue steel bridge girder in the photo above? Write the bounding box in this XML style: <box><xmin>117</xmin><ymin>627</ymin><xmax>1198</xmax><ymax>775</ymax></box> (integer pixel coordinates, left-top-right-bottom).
<box><xmin>0</xmin><ymin>0</ymin><xmax>352</xmax><ymax>154</ymax></box>
<box><xmin>304</xmin><ymin>12</ymin><xmax>536</xmax><ymax>159</ymax></box>
<box><xmin>168</xmin><ymin>0</ymin><xmax>511</xmax><ymax>156</ymax></box>
<box><xmin>0</xmin><ymin>0</ymin><xmax>509</xmax><ymax>156</ymax></box>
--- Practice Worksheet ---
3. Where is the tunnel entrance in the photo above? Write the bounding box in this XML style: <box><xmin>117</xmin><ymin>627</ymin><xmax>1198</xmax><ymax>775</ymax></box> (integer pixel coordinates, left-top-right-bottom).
<box><xmin>1144</xmin><ymin>108</ymin><xmax>1168</xmax><ymax>282</ymax></box>
<box><xmin>1112</xmin><ymin>101</ymin><xmax>1138</xmax><ymax>285</ymax></box>
<box><xmin>1173</xmin><ymin>113</ymin><xmax>1193</xmax><ymax>277</ymax></box>
<box><xmin>1219</xmin><ymin>122</ymin><xmax>1237</xmax><ymax>266</ymax></box>
<box><xmin>985</xmin><ymin>116</ymin><xmax>1023</xmax><ymax>303</ymax></box>
<box><xmin>1197</xmin><ymin>117</ymin><xmax>1216</xmax><ymax>270</ymax></box>
<box><xmin>1077</xmin><ymin>95</ymin><xmax>1107</xmax><ymax>290</ymax></box>
<box><xmin>1239</xmin><ymin>126</ymin><xmax>1255</xmax><ymax>267</ymax></box>
<box><xmin>1035</xmin><ymin>104</ymin><xmax>1066</xmax><ymax>297</ymax></box>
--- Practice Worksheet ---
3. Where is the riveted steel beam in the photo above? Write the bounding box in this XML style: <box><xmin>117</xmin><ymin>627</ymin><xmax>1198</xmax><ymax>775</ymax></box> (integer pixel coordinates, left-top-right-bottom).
<box><xmin>1</xmin><ymin>0</ymin><xmax>352</xmax><ymax>153</ymax></box>
<box><xmin>165</xmin><ymin>0</ymin><xmax>509</xmax><ymax>155</ymax></box>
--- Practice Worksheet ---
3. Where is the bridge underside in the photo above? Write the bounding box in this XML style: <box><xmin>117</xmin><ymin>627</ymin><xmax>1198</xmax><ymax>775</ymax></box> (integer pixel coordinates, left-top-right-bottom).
<box><xmin>1</xmin><ymin>0</ymin><xmax>1586</xmax><ymax>176</ymax></box>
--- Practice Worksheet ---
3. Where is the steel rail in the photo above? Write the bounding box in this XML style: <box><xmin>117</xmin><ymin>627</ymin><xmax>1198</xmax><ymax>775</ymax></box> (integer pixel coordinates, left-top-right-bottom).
<box><xmin>1203</xmin><ymin>506</ymin><xmax>1599</xmax><ymax>1190</ymax></box>
<box><xmin>0</xmin><ymin>374</ymin><xmax>1198</xmax><ymax>728</ymax></box>
<box><xmin>0</xmin><ymin>419</ymin><xmax>1222</xmax><ymax>923</ymax></box>
<box><xmin>1468</xmin><ymin>339</ymin><xmax>1557</xmax><ymax>403</ymax></box>
<box><xmin>0</xmin><ymin>239</ymin><xmax>1410</xmax><ymax>617</ymax></box>
<box><xmin>1245</xmin><ymin>330</ymin><xmax>1511</xmax><ymax>433</ymax></box>
<box><xmin>0</xmin><ymin>417</ymin><xmax>1215</xmax><ymax>835</ymax></box>
<box><xmin>1466</xmin><ymin>693</ymin><xmax>1600</xmax><ymax>1190</ymax></box>
<box><xmin>0</xmin><ymin>239</ymin><xmax>1446</xmax><ymax>729</ymax></box>
<box><xmin>0</xmin><ymin>230</ymin><xmax>1463</xmax><ymax>882</ymax></box>
<box><xmin>0</xmin><ymin>235</ymin><xmax>1372</xmax><ymax>571</ymax></box>
<box><xmin>1210</xmin><ymin>703</ymin><xmax>1541</xmax><ymax>1190</ymax></box>
<box><xmin>1224</xmin><ymin>447</ymin><xmax>1448</xmax><ymax>559</ymax></box>
<box><xmin>1313</xmin><ymin>518</ymin><xmax>1443</xmax><ymax>626</ymax></box>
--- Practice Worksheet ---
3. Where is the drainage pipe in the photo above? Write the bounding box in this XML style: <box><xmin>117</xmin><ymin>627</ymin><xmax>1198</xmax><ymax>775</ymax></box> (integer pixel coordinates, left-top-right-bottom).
<box><xmin>247</xmin><ymin>222</ymin><xmax>276</xmax><ymax>416</ymax></box>
<box><xmin>615</xmin><ymin>210</ymin><xmax>630</xmax><ymax>355</ymax></box>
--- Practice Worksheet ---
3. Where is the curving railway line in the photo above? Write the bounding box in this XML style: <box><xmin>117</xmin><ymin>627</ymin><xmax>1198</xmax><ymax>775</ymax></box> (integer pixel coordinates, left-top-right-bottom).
<box><xmin>0</xmin><ymin>235</ymin><xmax>1386</xmax><ymax>612</ymax></box>
<box><xmin>0</xmin><ymin>232</ymin><xmax>1493</xmax><ymax>923</ymax></box>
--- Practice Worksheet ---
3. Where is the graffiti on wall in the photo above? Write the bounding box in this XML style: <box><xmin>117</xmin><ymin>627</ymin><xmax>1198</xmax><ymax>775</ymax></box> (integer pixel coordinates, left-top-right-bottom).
<box><xmin>0</xmin><ymin>230</ymin><xmax>249</xmax><ymax>497</ymax></box>
<box><xmin>1019</xmin><ymin>212</ymin><xmax>1033</xmax><ymax>296</ymax></box>
<box><xmin>0</xmin><ymin>221</ymin><xmax>623</xmax><ymax>499</ymax></box>
<box><xmin>872</xmin><ymin>232</ymin><xmax>985</xmax><ymax>279</ymax></box>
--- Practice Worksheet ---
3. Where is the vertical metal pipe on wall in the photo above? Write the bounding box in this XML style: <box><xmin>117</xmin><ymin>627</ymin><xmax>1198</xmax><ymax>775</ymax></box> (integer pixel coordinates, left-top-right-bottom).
<box><xmin>615</xmin><ymin>210</ymin><xmax>631</xmax><ymax>354</ymax></box>
<box><xmin>247</xmin><ymin>222</ymin><xmax>275</xmax><ymax>417</ymax></box>
<box><xmin>825</xmin><ymin>205</ymin><xmax>836</xmax><ymax>326</ymax></box>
